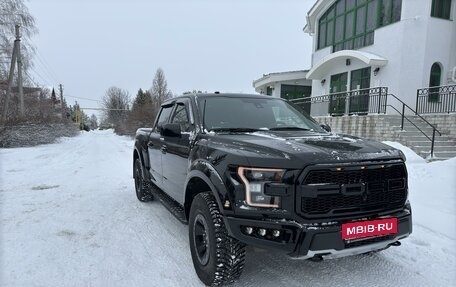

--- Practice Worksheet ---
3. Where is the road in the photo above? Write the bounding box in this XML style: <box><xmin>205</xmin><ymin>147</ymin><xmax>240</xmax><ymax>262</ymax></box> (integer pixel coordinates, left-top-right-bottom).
<box><xmin>1</xmin><ymin>130</ymin><xmax>455</xmax><ymax>286</ymax></box>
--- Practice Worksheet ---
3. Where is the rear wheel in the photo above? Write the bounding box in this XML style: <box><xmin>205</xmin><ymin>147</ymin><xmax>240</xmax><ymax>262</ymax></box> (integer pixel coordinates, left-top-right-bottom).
<box><xmin>134</xmin><ymin>158</ymin><xmax>153</xmax><ymax>202</ymax></box>
<box><xmin>189</xmin><ymin>192</ymin><xmax>246</xmax><ymax>286</ymax></box>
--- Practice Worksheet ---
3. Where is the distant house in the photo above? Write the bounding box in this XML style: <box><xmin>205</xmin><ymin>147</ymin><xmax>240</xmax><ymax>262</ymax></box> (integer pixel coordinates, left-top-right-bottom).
<box><xmin>0</xmin><ymin>80</ymin><xmax>41</xmax><ymax>96</ymax></box>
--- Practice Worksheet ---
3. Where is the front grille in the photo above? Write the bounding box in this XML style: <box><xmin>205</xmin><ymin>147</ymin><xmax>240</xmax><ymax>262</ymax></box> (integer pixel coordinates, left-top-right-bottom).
<box><xmin>299</xmin><ymin>163</ymin><xmax>407</xmax><ymax>218</ymax></box>
<box><xmin>345</xmin><ymin>235</ymin><xmax>394</xmax><ymax>249</ymax></box>
<box><xmin>304</xmin><ymin>165</ymin><xmax>405</xmax><ymax>185</ymax></box>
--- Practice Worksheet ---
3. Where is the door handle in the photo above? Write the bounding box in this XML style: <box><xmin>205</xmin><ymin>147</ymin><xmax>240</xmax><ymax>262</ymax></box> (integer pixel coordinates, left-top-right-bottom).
<box><xmin>161</xmin><ymin>146</ymin><xmax>167</xmax><ymax>154</ymax></box>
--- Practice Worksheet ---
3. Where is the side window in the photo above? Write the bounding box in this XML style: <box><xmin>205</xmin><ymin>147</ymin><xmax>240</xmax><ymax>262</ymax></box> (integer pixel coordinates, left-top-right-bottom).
<box><xmin>171</xmin><ymin>103</ymin><xmax>192</xmax><ymax>132</ymax></box>
<box><xmin>155</xmin><ymin>105</ymin><xmax>174</xmax><ymax>131</ymax></box>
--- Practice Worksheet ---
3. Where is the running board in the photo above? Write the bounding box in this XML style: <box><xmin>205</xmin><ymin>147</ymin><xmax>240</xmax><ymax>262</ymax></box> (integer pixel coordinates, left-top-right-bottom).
<box><xmin>146</xmin><ymin>182</ymin><xmax>188</xmax><ymax>224</ymax></box>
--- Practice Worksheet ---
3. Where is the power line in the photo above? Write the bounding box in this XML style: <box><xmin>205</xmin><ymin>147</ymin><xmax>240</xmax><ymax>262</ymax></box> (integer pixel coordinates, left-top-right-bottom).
<box><xmin>33</xmin><ymin>59</ymin><xmax>57</xmax><ymax>84</ymax></box>
<box><xmin>24</xmin><ymin>70</ymin><xmax>41</xmax><ymax>87</ymax></box>
<box><xmin>65</xmin><ymin>94</ymin><xmax>101</xmax><ymax>102</ymax></box>
<box><xmin>80</xmin><ymin>107</ymin><xmax>129</xmax><ymax>111</ymax></box>
<box><xmin>35</xmin><ymin>50</ymin><xmax>60</xmax><ymax>83</ymax></box>
<box><xmin>29</xmin><ymin>68</ymin><xmax>51</xmax><ymax>86</ymax></box>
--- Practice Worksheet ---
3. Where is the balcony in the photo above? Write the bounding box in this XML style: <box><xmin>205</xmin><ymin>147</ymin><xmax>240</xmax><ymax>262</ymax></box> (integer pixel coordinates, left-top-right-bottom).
<box><xmin>291</xmin><ymin>87</ymin><xmax>388</xmax><ymax>117</ymax></box>
<box><xmin>416</xmin><ymin>85</ymin><xmax>456</xmax><ymax>114</ymax></box>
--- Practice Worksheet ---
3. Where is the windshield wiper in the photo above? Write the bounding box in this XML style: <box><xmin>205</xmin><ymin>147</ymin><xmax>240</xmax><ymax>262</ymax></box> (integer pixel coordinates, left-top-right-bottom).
<box><xmin>209</xmin><ymin>127</ymin><xmax>260</xmax><ymax>133</ymax></box>
<box><xmin>269</xmin><ymin>127</ymin><xmax>312</xmax><ymax>131</ymax></box>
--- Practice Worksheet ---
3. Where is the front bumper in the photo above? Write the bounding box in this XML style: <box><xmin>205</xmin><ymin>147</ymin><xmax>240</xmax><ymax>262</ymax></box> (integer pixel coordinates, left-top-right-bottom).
<box><xmin>225</xmin><ymin>207</ymin><xmax>412</xmax><ymax>259</ymax></box>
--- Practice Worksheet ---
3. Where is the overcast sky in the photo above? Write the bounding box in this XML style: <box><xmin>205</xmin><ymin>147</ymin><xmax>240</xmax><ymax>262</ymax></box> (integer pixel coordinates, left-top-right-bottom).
<box><xmin>28</xmin><ymin>0</ymin><xmax>314</xmax><ymax>115</ymax></box>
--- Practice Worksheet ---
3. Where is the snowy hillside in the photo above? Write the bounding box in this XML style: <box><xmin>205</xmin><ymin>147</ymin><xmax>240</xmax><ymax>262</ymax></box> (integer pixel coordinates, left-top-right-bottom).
<box><xmin>1</xmin><ymin>130</ymin><xmax>455</xmax><ymax>286</ymax></box>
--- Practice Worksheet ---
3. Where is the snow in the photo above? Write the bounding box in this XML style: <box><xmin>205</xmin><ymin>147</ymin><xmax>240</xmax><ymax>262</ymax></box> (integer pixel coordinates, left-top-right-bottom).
<box><xmin>1</xmin><ymin>130</ymin><xmax>455</xmax><ymax>286</ymax></box>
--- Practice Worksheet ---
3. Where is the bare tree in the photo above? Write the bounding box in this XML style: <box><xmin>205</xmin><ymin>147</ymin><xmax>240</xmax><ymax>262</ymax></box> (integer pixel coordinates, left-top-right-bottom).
<box><xmin>150</xmin><ymin>68</ymin><xmax>173</xmax><ymax>108</ymax></box>
<box><xmin>0</xmin><ymin>0</ymin><xmax>38</xmax><ymax>80</ymax></box>
<box><xmin>102</xmin><ymin>86</ymin><xmax>130</xmax><ymax>132</ymax></box>
<box><xmin>88</xmin><ymin>114</ymin><xmax>98</xmax><ymax>130</ymax></box>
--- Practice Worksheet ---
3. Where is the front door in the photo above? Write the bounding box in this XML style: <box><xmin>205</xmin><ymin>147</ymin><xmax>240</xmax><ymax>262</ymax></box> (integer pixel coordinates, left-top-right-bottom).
<box><xmin>329</xmin><ymin>72</ymin><xmax>348</xmax><ymax>116</ymax></box>
<box><xmin>147</xmin><ymin>104</ymin><xmax>174</xmax><ymax>190</ymax></box>
<box><xmin>350</xmin><ymin>67</ymin><xmax>371</xmax><ymax>114</ymax></box>
<box><xmin>161</xmin><ymin>99</ymin><xmax>194</xmax><ymax>204</ymax></box>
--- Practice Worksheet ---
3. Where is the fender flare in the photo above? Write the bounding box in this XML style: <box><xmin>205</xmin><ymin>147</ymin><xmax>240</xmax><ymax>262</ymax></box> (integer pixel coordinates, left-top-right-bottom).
<box><xmin>133</xmin><ymin>143</ymin><xmax>148</xmax><ymax>180</ymax></box>
<box><xmin>184</xmin><ymin>161</ymin><xmax>227</xmax><ymax>215</ymax></box>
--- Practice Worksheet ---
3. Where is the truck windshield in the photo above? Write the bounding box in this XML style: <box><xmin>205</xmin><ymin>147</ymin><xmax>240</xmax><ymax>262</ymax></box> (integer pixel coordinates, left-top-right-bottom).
<box><xmin>198</xmin><ymin>96</ymin><xmax>324</xmax><ymax>132</ymax></box>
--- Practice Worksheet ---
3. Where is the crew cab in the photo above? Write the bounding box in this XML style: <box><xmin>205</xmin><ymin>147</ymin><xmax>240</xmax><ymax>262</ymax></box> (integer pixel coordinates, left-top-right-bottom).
<box><xmin>133</xmin><ymin>93</ymin><xmax>412</xmax><ymax>286</ymax></box>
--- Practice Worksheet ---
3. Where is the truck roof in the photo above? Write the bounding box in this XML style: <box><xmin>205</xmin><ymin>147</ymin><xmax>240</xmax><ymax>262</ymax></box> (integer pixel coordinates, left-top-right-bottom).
<box><xmin>162</xmin><ymin>93</ymin><xmax>277</xmax><ymax>106</ymax></box>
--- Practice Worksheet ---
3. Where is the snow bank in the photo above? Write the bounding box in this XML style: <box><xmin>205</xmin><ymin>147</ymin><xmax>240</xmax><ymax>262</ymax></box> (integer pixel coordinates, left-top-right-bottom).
<box><xmin>0</xmin><ymin>123</ymin><xmax>80</xmax><ymax>148</ymax></box>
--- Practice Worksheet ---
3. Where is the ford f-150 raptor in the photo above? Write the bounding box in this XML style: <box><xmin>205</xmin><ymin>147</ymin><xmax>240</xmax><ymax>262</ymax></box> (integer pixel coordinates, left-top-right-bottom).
<box><xmin>133</xmin><ymin>93</ymin><xmax>412</xmax><ymax>286</ymax></box>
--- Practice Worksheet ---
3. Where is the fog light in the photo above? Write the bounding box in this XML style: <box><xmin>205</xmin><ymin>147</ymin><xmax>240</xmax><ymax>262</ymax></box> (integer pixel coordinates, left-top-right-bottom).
<box><xmin>258</xmin><ymin>228</ymin><xmax>267</xmax><ymax>236</ymax></box>
<box><xmin>272</xmin><ymin>230</ymin><xmax>280</xmax><ymax>237</ymax></box>
<box><xmin>244</xmin><ymin>227</ymin><xmax>253</xmax><ymax>235</ymax></box>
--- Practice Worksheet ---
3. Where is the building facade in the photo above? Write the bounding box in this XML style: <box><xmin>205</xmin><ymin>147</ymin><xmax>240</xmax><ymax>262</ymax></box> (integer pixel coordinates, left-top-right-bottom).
<box><xmin>253</xmin><ymin>70</ymin><xmax>312</xmax><ymax>99</ymax></box>
<box><xmin>304</xmin><ymin>0</ymin><xmax>456</xmax><ymax>115</ymax></box>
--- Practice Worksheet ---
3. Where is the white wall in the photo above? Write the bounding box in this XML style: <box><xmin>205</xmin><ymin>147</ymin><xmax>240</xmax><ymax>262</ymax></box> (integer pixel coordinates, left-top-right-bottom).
<box><xmin>308</xmin><ymin>0</ymin><xmax>456</xmax><ymax>113</ymax></box>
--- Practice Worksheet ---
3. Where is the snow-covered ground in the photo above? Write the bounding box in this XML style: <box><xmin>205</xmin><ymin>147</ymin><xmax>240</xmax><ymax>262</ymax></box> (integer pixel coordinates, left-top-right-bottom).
<box><xmin>1</xmin><ymin>130</ymin><xmax>455</xmax><ymax>286</ymax></box>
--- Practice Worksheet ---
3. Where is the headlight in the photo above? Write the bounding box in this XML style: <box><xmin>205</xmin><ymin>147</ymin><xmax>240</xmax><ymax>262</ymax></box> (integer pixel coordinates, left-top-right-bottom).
<box><xmin>237</xmin><ymin>167</ymin><xmax>285</xmax><ymax>208</ymax></box>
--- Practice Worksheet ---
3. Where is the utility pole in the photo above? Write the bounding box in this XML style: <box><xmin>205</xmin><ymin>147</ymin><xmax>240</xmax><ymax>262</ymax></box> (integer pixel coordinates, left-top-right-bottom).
<box><xmin>59</xmin><ymin>84</ymin><xmax>64</xmax><ymax>118</ymax></box>
<box><xmin>16</xmin><ymin>25</ymin><xmax>24</xmax><ymax>117</ymax></box>
<box><xmin>1</xmin><ymin>27</ymin><xmax>19</xmax><ymax>123</ymax></box>
<box><xmin>75</xmin><ymin>101</ymin><xmax>80</xmax><ymax>128</ymax></box>
<box><xmin>1</xmin><ymin>25</ymin><xmax>24</xmax><ymax>123</ymax></box>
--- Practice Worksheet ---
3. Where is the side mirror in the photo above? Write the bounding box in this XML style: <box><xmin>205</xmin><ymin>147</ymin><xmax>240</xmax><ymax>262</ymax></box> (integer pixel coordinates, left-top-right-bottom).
<box><xmin>161</xmin><ymin>123</ymin><xmax>182</xmax><ymax>138</ymax></box>
<box><xmin>320</xmin><ymin>124</ymin><xmax>331</xmax><ymax>132</ymax></box>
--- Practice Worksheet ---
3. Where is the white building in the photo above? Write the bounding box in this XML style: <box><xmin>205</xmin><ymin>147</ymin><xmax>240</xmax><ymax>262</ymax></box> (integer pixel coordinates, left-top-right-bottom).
<box><xmin>252</xmin><ymin>70</ymin><xmax>313</xmax><ymax>113</ymax></box>
<box><xmin>252</xmin><ymin>70</ymin><xmax>312</xmax><ymax>99</ymax></box>
<box><xmin>304</xmin><ymin>0</ymin><xmax>456</xmax><ymax>115</ymax></box>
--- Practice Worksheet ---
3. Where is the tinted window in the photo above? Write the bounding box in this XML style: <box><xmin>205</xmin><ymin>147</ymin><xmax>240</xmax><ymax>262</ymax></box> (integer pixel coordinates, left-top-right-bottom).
<box><xmin>155</xmin><ymin>105</ymin><xmax>173</xmax><ymax>130</ymax></box>
<box><xmin>198</xmin><ymin>96</ymin><xmax>323</xmax><ymax>132</ymax></box>
<box><xmin>171</xmin><ymin>103</ymin><xmax>192</xmax><ymax>132</ymax></box>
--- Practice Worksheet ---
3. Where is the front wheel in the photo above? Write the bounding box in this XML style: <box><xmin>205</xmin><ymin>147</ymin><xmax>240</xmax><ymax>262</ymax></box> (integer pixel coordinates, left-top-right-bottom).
<box><xmin>189</xmin><ymin>192</ymin><xmax>246</xmax><ymax>286</ymax></box>
<box><xmin>134</xmin><ymin>158</ymin><xmax>153</xmax><ymax>202</ymax></box>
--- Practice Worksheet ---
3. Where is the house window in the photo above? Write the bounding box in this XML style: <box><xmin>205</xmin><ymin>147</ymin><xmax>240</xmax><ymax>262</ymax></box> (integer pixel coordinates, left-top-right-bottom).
<box><xmin>280</xmin><ymin>85</ymin><xmax>312</xmax><ymax>100</ymax></box>
<box><xmin>380</xmin><ymin>0</ymin><xmax>403</xmax><ymax>25</ymax></box>
<box><xmin>317</xmin><ymin>0</ymin><xmax>402</xmax><ymax>51</ymax></box>
<box><xmin>431</xmin><ymin>0</ymin><xmax>452</xmax><ymax>19</ymax></box>
<box><xmin>280</xmin><ymin>85</ymin><xmax>312</xmax><ymax>114</ymax></box>
<box><xmin>429</xmin><ymin>63</ymin><xmax>442</xmax><ymax>102</ymax></box>
<box><xmin>350</xmin><ymin>67</ymin><xmax>371</xmax><ymax>90</ymax></box>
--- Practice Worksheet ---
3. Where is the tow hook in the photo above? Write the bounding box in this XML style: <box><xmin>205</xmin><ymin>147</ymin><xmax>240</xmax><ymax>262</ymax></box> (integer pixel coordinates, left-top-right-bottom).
<box><xmin>390</xmin><ymin>241</ymin><xmax>401</xmax><ymax>247</ymax></box>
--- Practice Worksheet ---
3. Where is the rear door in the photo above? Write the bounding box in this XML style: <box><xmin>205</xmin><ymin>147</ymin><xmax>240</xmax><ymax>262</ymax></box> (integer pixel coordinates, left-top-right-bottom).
<box><xmin>147</xmin><ymin>103</ymin><xmax>174</xmax><ymax>190</ymax></box>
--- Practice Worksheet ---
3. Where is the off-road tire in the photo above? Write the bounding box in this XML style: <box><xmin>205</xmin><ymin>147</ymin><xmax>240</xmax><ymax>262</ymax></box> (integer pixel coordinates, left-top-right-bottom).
<box><xmin>189</xmin><ymin>192</ymin><xmax>246</xmax><ymax>286</ymax></box>
<box><xmin>134</xmin><ymin>158</ymin><xmax>153</xmax><ymax>202</ymax></box>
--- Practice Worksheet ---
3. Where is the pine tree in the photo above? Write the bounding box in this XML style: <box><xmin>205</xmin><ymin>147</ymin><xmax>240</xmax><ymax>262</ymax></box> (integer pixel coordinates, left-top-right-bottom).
<box><xmin>125</xmin><ymin>88</ymin><xmax>158</xmax><ymax>134</ymax></box>
<box><xmin>132</xmin><ymin>88</ymin><xmax>153</xmax><ymax>112</ymax></box>
<box><xmin>51</xmin><ymin>88</ymin><xmax>57</xmax><ymax>104</ymax></box>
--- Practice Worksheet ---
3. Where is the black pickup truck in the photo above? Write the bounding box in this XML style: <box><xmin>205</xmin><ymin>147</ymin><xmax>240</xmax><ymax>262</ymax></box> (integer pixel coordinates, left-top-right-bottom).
<box><xmin>133</xmin><ymin>93</ymin><xmax>412</xmax><ymax>286</ymax></box>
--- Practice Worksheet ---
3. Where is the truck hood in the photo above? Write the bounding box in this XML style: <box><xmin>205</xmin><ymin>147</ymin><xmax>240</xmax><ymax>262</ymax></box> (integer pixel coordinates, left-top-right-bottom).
<box><xmin>209</xmin><ymin>131</ymin><xmax>403</xmax><ymax>169</ymax></box>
